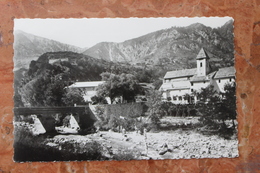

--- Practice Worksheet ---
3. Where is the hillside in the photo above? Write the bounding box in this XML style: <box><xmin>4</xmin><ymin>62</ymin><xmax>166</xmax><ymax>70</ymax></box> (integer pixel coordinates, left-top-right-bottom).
<box><xmin>14</xmin><ymin>51</ymin><xmax>109</xmax><ymax>107</ymax></box>
<box><xmin>14</xmin><ymin>50</ymin><xmax>169</xmax><ymax>107</ymax></box>
<box><xmin>83</xmin><ymin>20</ymin><xmax>234</xmax><ymax>70</ymax></box>
<box><xmin>14</xmin><ymin>30</ymin><xmax>84</xmax><ymax>70</ymax></box>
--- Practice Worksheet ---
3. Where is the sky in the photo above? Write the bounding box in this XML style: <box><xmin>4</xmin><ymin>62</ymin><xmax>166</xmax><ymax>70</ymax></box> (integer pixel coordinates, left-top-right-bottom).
<box><xmin>14</xmin><ymin>17</ymin><xmax>233</xmax><ymax>48</ymax></box>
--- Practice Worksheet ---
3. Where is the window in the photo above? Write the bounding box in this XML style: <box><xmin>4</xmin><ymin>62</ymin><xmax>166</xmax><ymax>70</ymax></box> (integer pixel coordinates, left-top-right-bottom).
<box><xmin>203</xmin><ymin>81</ymin><xmax>205</xmax><ymax>84</ymax></box>
<box><xmin>191</xmin><ymin>89</ymin><xmax>194</xmax><ymax>92</ymax></box>
<box><xmin>178</xmin><ymin>96</ymin><xmax>182</xmax><ymax>101</ymax></box>
<box><xmin>219</xmin><ymin>79</ymin><xmax>221</xmax><ymax>83</ymax></box>
<box><xmin>191</xmin><ymin>82</ymin><xmax>193</xmax><ymax>86</ymax></box>
<box><xmin>200</xmin><ymin>62</ymin><xmax>202</xmax><ymax>67</ymax></box>
<box><xmin>173</xmin><ymin>96</ymin><xmax>177</xmax><ymax>101</ymax></box>
<box><xmin>229</xmin><ymin>78</ymin><xmax>232</xmax><ymax>82</ymax></box>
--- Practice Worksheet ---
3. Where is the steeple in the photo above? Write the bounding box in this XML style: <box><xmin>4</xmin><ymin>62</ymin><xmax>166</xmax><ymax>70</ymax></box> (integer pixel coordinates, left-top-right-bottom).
<box><xmin>196</xmin><ymin>48</ymin><xmax>210</xmax><ymax>76</ymax></box>
<box><xmin>196</xmin><ymin>48</ymin><xmax>210</xmax><ymax>60</ymax></box>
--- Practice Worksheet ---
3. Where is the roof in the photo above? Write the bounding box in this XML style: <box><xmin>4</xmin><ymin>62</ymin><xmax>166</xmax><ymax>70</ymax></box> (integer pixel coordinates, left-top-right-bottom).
<box><xmin>214</xmin><ymin>67</ymin><xmax>235</xmax><ymax>79</ymax></box>
<box><xmin>164</xmin><ymin>68</ymin><xmax>197</xmax><ymax>79</ymax></box>
<box><xmin>68</xmin><ymin>81</ymin><xmax>105</xmax><ymax>88</ymax></box>
<box><xmin>190</xmin><ymin>71</ymin><xmax>217</xmax><ymax>82</ymax></box>
<box><xmin>196</xmin><ymin>48</ymin><xmax>210</xmax><ymax>60</ymax></box>
<box><xmin>159</xmin><ymin>82</ymin><xmax>190</xmax><ymax>91</ymax></box>
<box><xmin>160</xmin><ymin>80</ymin><xmax>191</xmax><ymax>91</ymax></box>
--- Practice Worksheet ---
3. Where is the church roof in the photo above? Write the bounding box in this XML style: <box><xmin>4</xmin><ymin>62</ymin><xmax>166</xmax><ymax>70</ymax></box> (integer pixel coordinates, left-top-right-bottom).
<box><xmin>190</xmin><ymin>71</ymin><xmax>217</xmax><ymax>82</ymax></box>
<box><xmin>214</xmin><ymin>67</ymin><xmax>235</xmax><ymax>79</ymax></box>
<box><xmin>159</xmin><ymin>82</ymin><xmax>190</xmax><ymax>91</ymax></box>
<box><xmin>164</xmin><ymin>68</ymin><xmax>197</xmax><ymax>79</ymax></box>
<box><xmin>196</xmin><ymin>48</ymin><xmax>210</xmax><ymax>60</ymax></box>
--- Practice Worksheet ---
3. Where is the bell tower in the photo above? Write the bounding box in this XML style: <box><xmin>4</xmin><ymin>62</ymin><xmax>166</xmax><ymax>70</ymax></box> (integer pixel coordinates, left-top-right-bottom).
<box><xmin>196</xmin><ymin>48</ymin><xmax>210</xmax><ymax>76</ymax></box>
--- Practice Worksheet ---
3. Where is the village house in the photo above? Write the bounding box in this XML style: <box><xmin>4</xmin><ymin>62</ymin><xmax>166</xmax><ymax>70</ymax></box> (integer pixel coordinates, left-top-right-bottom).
<box><xmin>159</xmin><ymin>48</ymin><xmax>235</xmax><ymax>104</ymax></box>
<box><xmin>49</xmin><ymin>58</ymin><xmax>69</xmax><ymax>64</ymax></box>
<box><xmin>68</xmin><ymin>81</ymin><xmax>105</xmax><ymax>102</ymax></box>
<box><xmin>68</xmin><ymin>81</ymin><xmax>154</xmax><ymax>104</ymax></box>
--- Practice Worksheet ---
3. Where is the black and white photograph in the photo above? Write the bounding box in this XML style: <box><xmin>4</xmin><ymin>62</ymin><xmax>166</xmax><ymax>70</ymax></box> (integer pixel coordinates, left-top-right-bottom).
<box><xmin>13</xmin><ymin>17</ymin><xmax>238</xmax><ymax>162</ymax></box>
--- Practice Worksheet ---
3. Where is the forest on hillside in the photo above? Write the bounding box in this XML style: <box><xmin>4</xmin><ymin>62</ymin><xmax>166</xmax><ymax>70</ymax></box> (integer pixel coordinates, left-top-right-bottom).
<box><xmin>14</xmin><ymin>51</ymin><xmax>165</xmax><ymax>107</ymax></box>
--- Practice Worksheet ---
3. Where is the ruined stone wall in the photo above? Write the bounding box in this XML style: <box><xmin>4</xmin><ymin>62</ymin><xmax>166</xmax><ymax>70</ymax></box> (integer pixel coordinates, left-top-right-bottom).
<box><xmin>105</xmin><ymin>102</ymin><xmax>146</xmax><ymax>118</ymax></box>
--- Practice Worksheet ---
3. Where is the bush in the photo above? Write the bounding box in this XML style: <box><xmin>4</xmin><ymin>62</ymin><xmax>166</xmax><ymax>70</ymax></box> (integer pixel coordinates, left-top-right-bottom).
<box><xmin>217</xmin><ymin>123</ymin><xmax>236</xmax><ymax>140</ymax></box>
<box><xmin>91</xmin><ymin>95</ymin><xmax>108</xmax><ymax>104</ymax></box>
<box><xmin>14</xmin><ymin>124</ymin><xmax>106</xmax><ymax>161</ymax></box>
<box><xmin>158</xmin><ymin>102</ymin><xmax>197</xmax><ymax>117</ymax></box>
<box><xmin>112</xmin><ymin>149</ymin><xmax>138</xmax><ymax>161</ymax></box>
<box><xmin>94</xmin><ymin>104</ymin><xmax>143</xmax><ymax>132</ymax></box>
<box><xmin>107</xmin><ymin>115</ymin><xmax>120</xmax><ymax>131</ymax></box>
<box><xmin>14</xmin><ymin>125</ymin><xmax>53</xmax><ymax>161</ymax></box>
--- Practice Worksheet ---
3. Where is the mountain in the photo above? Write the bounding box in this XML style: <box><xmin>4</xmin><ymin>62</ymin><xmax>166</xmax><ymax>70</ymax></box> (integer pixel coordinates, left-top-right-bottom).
<box><xmin>83</xmin><ymin>20</ymin><xmax>234</xmax><ymax>70</ymax></box>
<box><xmin>14</xmin><ymin>51</ymin><xmax>162</xmax><ymax>107</ymax></box>
<box><xmin>14</xmin><ymin>30</ymin><xmax>83</xmax><ymax>70</ymax></box>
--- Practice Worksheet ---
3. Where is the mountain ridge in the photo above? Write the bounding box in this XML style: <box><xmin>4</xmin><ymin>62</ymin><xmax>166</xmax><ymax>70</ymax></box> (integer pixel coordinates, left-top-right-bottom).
<box><xmin>14</xmin><ymin>20</ymin><xmax>234</xmax><ymax>71</ymax></box>
<box><xmin>83</xmin><ymin>20</ymin><xmax>234</xmax><ymax>70</ymax></box>
<box><xmin>14</xmin><ymin>30</ymin><xmax>84</xmax><ymax>70</ymax></box>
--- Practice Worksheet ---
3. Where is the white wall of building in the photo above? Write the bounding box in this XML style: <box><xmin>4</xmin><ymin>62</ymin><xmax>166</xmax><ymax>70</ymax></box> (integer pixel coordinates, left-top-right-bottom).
<box><xmin>191</xmin><ymin>81</ymin><xmax>210</xmax><ymax>92</ymax></box>
<box><xmin>212</xmin><ymin>77</ymin><xmax>235</xmax><ymax>93</ymax></box>
<box><xmin>168</xmin><ymin>88</ymin><xmax>191</xmax><ymax>104</ymax></box>
<box><xmin>161</xmin><ymin>76</ymin><xmax>193</xmax><ymax>103</ymax></box>
<box><xmin>161</xmin><ymin>77</ymin><xmax>234</xmax><ymax>104</ymax></box>
<box><xmin>49</xmin><ymin>58</ymin><xmax>69</xmax><ymax>64</ymax></box>
<box><xmin>160</xmin><ymin>48</ymin><xmax>234</xmax><ymax>104</ymax></box>
<box><xmin>82</xmin><ymin>90</ymin><xmax>97</xmax><ymax>102</ymax></box>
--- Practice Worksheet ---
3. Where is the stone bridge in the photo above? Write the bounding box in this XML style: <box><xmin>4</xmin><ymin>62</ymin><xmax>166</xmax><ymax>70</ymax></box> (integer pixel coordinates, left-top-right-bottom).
<box><xmin>13</xmin><ymin>106</ymin><xmax>98</xmax><ymax>134</ymax></box>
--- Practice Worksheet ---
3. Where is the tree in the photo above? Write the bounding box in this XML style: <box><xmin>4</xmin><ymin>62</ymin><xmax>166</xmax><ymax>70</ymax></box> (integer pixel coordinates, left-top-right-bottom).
<box><xmin>153</xmin><ymin>79</ymin><xmax>163</xmax><ymax>90</ymax></box>
<box><xmin>145</xmin><ymin>89</ymin><xmax>163</xmax><ymax>128</ymax></box>
<box><xmin>196</xmin><ymin>85</ymin><xmax>220</xmax><ymax>103</ymax></box>
<box><xmin>19</xmin><ymin>65</ymin><xmax>86</xmax><ymax>107</ymax></box>
<box><xmin>61</xmin><ymin>88</ymin><xmax>86</xmax><ymax>106</ymax></box>
<box><xmin>44</xmin><ymin>74</ymin><xmax>68</xmax><ymax>106</ymax></box>
<box><xmin>96</xmin><ymin>72</ymin><xmax>143</xmax><ymax>103</ymax></box>
<box><xmin>91</xmin><ymin>95</ymin><xmax>108</xmax><ymax>105</ymax></box>
<box><xmin>196</xmin><ymin>85</ymin><xmax>221</xmax><ymax>127</ymax></box>
<box><xmin>14</xmin><ymin>91</ymin><xmax>24</xmax><ymax>107</ymax></box>
<box><xmin>219</xmin><ymin>82</ymin><xmax>236</xmax><ymax>127</ymax></box>
<box><xmin>196</xmin><ymin>83</ymin><xmax>236</xmax><ymax>138</ymax></box>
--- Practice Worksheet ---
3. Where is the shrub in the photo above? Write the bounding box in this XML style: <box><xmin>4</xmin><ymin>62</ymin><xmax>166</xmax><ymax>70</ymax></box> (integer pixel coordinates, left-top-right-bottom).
<box><xmin>91</xmin><ymin>95</ymin><xmax>108</xmax><ymax>104</ymax></box>
<box><xmin>94</xmin><ymin>104</ymin><xmax>142</xmax><ymax>132</ymax></box>
<box><xmin>107</xmin><ymin>115</ymin><xmax>120</xmax><ymax>131</ymax></box>
<box><xmin>217</xmin><ymin>123</ymin><xmax>237</xmax><ymax>140</ymax></box>
<box><xmin>112</xmin><ymin>149</ymin><xmax>138</xmax><ymax>161</ymax></box>
<box><xmin>14</xmin><ymin>124</ymin><xmax>106</xmax><ymax>161</ymax></box>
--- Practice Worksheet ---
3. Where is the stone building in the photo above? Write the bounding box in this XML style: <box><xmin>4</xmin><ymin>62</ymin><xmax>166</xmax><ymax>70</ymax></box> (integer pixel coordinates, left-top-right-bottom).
<box><xmin>159</xmin><ymin>48</ymin><xmax>235</xmax><ymax>104</ymax></box>
<box><xmin>68</xmin><ymin>81</ymin><xmax>105</xmax><ymax>102</ymax></box>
